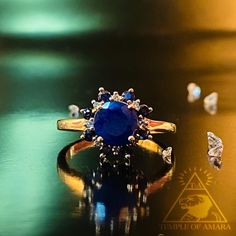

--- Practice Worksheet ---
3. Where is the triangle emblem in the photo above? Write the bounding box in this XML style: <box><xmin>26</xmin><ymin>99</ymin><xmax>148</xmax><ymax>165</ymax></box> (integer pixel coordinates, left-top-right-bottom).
<box><xmin>163</xmin><ymin>172</ymin><xmax>227</xmax><ymax>223</ymax></box>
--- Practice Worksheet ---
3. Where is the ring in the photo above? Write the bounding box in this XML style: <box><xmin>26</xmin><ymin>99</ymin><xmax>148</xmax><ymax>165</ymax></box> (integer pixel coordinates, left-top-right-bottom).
<box><xmin>57</xmin><ymin>88</ymin><xmax>176</xmax><ymax>231</ymax></box>
<box><xmin>57</xmin><ymin>87</ymin><xmax>176</xmax><ymax>160</ymax></box>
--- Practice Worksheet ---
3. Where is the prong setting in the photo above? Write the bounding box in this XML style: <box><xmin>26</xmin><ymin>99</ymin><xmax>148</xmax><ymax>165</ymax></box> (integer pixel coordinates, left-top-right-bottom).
<box><xmin>65</xmin><ymin>87</ymin><xmax>175</xmax><ymax>168</ymax></box>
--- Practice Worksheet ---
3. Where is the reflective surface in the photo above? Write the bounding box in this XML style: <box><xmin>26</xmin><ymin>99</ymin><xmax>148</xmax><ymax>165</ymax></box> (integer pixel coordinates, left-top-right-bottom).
<box><xmin>57</xmin><ymin>139</ymin><xmax>173</xmax><ymax>235</ymax></box>
<box><xmin>1</xmin><ymin>2</ymin><xmax>236</xmax><ymax>235</ymax></box>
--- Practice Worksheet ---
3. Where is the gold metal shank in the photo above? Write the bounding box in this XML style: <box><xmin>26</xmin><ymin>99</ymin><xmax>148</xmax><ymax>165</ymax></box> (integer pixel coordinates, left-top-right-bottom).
<box><xmin>57</xmin><ymin>118</ymin><xmax>176</xmax><ymax>134</ymax></box>
<box><xmin>137</xmin><ymin>139</ymin><xmax>163</xmax><ymax>154</ymax></box>
<box><xmin>57</xmin><ymin>118</ymin><xmax>87</xmax><ymax>131</ymax></box>
<box><xmin>146</xmin><ymin>119</ymin><xmax>176</xmax><ymax>134</ymax></box>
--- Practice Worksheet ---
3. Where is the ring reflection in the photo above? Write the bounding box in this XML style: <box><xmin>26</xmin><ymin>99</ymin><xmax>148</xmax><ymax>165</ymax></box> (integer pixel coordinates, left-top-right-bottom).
<box><xmin>57</xmin><ymin>139</ymin><xmax>174</xmax><ymax>235</ymax></box>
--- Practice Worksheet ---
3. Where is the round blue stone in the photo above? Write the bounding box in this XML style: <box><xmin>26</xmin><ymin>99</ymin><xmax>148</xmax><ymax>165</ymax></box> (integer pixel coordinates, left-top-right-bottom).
<box><xmin>94</xmin><ymin>101</ymin><xmax>138</xmax><ymax>145</ymax></box>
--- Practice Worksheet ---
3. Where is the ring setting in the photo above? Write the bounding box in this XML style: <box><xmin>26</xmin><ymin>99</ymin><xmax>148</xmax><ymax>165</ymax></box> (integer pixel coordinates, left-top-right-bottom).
<box><xmin>57</xmin><ymin>87</ymin><xmax>176</xmax><ymax>164</ymax></box>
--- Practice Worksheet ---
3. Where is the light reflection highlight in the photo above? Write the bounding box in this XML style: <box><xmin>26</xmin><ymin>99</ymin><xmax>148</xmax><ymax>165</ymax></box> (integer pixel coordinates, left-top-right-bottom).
<box><xmin>0</xmin><ymin>14</ymin><xmax>103</xmax><ymax>36</ymax></box>
<box><xmin>0</xmin><ymin>1</ymin><xmax>106</xmax><ymax>36</ymax></box>
<box><xmin>0</xmin><ymin>51</ymin><xmax>80</xmax><ymax>79</ymax></box>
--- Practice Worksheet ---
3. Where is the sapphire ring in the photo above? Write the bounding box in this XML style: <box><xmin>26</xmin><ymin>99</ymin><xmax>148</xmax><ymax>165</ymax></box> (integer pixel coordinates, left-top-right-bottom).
<box><xmin>57</xmin><ymin>88</ymin><xmax>176</xmax><ymax>162</ymax></box>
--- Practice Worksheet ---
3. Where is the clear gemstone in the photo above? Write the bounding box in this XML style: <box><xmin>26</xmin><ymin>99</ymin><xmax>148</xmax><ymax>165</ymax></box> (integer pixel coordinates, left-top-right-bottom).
<box><xmin>204</xmin><ymin>92</ymin><xmax>218</xmax><ymax>106</ymax></box>
<box><xmin>204</xmin><ymin>92</ymin><xmax>218</xmax><ymax>115</ymax></box>
<box><xmin>162</xmin><ymin>147</ymin><xmax>172</xmax><ymax>165</ymax></box>
<box><xmin>207</xmin><ymin>132</ymin><xmax>223</xmax><ymax>149</ymax></box>
<box><xmin>187</xmin><ymin>83</ymin><xmax>201</xmax><ymax>103</ymax></box>
<box><xmin>207</xmin><ymin>132</ymin><xmax>223</xmax><ymax>169</ymax></box>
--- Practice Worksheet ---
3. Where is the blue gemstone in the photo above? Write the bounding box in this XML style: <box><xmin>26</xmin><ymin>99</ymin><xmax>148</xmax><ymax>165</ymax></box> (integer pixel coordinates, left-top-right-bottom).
<box><xmin>138</xmin><ymin>104</ymin><xmax>150</xmax><ymax>117</ymax></box>
<box><xmin>94</xmin><ymin>101</ymin><xmax>138</xmax><ymax>145</ymax></box>
<box><xmin>137</xmin><ymin>128</ymin><xmax>150</xmax><ymax>139</ymax></box>
<box><xmin>98</xmin><ymin>91</ymin><xmax>111</xmax><ymax>102</ymax></box>
<box><xmin>84</xmin><ymin>129</ymin><xmax>95</xmax><ymax>141</ymax></box>
<box><xmin>82</xmin><ymin>108</ymin><xmax>92</xmax><ymax>120</ymax></box>
<box><xmin>122</xmin><ymin>91</ymin><xmax>135</xmax><ymax>101</ymax></box>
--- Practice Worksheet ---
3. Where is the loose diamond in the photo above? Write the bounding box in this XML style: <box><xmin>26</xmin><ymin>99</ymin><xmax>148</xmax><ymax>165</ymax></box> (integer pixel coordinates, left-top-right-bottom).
<box><xmin>204</xmin><ymin>92</ymin><xmax>218</xmax><ymax>115</ymax></box>
<box><xmin>68</xmin><ymin>104</ymin><xmax>79</xmax><ymax>118</ymax></box>
<box><xmin>187</xmin><ymin>83</ymin><xmax>201</xmax><ymax>103</ymax></box>
<box><xmin>162</xmin><ymin>147</ymin><xmax>172</xmax><ymax>165</ymax></box>
<box><xmin>207</xmin><ymin>132</ymin><xmax>223</xmax><ymax>170</ymax></box>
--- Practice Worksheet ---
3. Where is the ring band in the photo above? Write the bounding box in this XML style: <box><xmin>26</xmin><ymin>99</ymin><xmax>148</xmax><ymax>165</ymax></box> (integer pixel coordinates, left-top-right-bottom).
<box><xmin>57</xmin><ymin>118</ymin><xmax>176</xmax><ymax>134</ymax></box>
